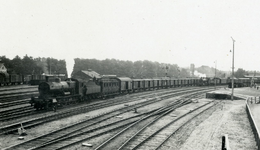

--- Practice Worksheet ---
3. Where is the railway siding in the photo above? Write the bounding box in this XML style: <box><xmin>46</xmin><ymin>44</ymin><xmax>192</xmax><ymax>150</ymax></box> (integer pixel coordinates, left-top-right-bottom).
<box><xmin>1</xmin><ymin>88</ymin><xmax>211</xmax><ymax>149</ymax></box>
<box><xmin>120</xmin><ymin>100</ymin><xmax>216</xmax><ymax>150</ymax></box>
<box><xmin>0</xmin><ymin>87</ymin><xmax>212</xmax><ymax>134</ymax></box>
<box><xmin>0</xmin><ymin>85</ymin><xmax>37</xmax><ymax>92</ymax></box>
<box><xmin>180</xmin><ymin>100</ymin><xmax>256</xmax><ymax>150</ymax></box>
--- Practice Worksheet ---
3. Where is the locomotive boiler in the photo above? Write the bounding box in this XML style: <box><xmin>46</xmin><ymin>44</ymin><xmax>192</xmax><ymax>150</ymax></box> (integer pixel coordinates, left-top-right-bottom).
<box><xmin>38</xmin><ymin>78</ymin><xmax>77</xmax><ymax>98</ymax></box>
<box><xmin>30</xmin><ymin>78</ymin><xmax>81</xmax><ymax>110</ymax></box>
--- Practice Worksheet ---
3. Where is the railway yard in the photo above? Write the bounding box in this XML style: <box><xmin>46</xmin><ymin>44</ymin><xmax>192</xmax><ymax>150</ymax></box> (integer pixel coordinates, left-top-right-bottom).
<box><xmin>0</xmin><ymin>85</ymin><xmax>259</xmax><ymax>150</ymax></box>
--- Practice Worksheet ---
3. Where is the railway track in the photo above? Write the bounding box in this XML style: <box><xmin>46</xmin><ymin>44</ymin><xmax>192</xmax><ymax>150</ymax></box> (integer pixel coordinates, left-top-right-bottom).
<box><xmin>0</xmin><ymin>99</ymin><xmax>33</xmax><ymax>109</ymax></box>
<box><xmin>0</xmin><ymin>86</ymin><xmax>183</xmax><ymax>108</ymax></box>
<box><xmin>0</xmin><ymin>89</ymin><xmax>37</xmax><ymax>97</ymax></box>
<box><xmin>0</xmin><ymin>92</ymin><xmax>38</xmax><ymax>104</ymax></box>
<box><xmin>0</xmin><ymin>87</ymin><xmax>189</xmax><ymax>122</ymax></box>
<box><xmin>0</xmin><ymin>85</ymin><xmax>37</xmax><ymax>92</ymax></box>
<box><xmin>118</xmin><ymin>101</ymin><xmax>217</xmax><ymax>150</ymax></box>
<box><xmin>0</xmin><ymin>86</ymin><xmax>37</xmax><ymax>106</ymax></box>
<box><xmin>0</xmin><ymin>87</ymin><xmax>213</xmax><ymax>135</ymax></box>
<box><xmin>155</xmin><ymin>102</ymin><xmax>219</xmax><ymax>150</ymax></box>
<box><xmin>4</xmin><ymin>95</ymin><xmax>166</xmax><ymax>150</ymax></box>
<box><xmin>0</xmin><ymin>105</ymin><xmax>35</xmax><ymax>121</ymax></box>
<box><xmin>38</xmin><ymin>94</ymin><xmax>204</xmax><ymax>150</ymax></box>
<box><xmin>94</xmin><ymin>99</ymin><xmax>191</xmax><ymax>150</ymax></box>
<box><xmin>0</xmin><ymin>87</ymin><xmax>182</xmax><ymax>123</ymax></box>
<box><xmin>3</xmin><ymin>88</ymin><xmax>214</xmax><ymax>150</ymax></box>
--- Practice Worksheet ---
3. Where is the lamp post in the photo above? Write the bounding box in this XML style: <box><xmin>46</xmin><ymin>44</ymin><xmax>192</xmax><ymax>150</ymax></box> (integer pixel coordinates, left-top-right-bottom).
<box><xmin>214</xmin><ymin>60</ymin><xmax>217</xmax><ymax>89</ymax></box>
<box><xmin>231</xmin><ymin>37</ymin><xmax>235</xmax><ymax>101</ymax></box>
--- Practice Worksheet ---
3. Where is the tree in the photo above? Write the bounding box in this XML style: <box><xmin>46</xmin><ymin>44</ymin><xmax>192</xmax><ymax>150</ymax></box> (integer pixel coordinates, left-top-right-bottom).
<box><xmin>11</xmin><ymin>55</ymin><xmax>23</xmax><ymax>74</ymax></box>
<box><xmin>72</xmin><ymin>58</ymin><xmax>191</xmax><ymax>78</ymax></box>
<box><xmin>180</xmin><ymin>68</ymin><xmax>190</xmax><ymax>77</ymax></box>
<box><xmin>22</xmin><ymin>55</ymin><xmax>36</xmax><ymax>74</ymax></box>
<box><xmin>46</xmin><ymin>57</ymin><xmax>67</xmax><ymax>75</ymax></box>
<box><xmin>234</xmin><ymin>68</ymin><xmax>247</xmax><ymax>78</ymax></box>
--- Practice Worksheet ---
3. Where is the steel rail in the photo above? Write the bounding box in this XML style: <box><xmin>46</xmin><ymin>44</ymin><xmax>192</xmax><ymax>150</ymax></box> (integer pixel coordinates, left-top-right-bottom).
<box><xmin>128</xmin><ymin>101</ymin><xmax>213</xmax><ymax>150</ymax></box>
<box><xmin>0</xmin><ymin>86</ymin><xmax>36</xmax><ymax>92</ymax></box>
<box><xmin>12</xmin><ymin>89</ymin><xmax>210</xmax><ymax>150</ymax></box>
<box><xmin>1</xmin><ymin>88</ymin><xmax>211</xmax><ymax>134</ymax></box>
<box><xmin>94</xmin><ymin>100</ymin><xmax>190</xmax><ymax>150</ymax></box>
<box><xmin>154</xmin><ymin>102</ymin><xmax>220</xmax><ymax>150</ymax></box>
<box><xmin>4</xmin><ymin>104</ymin><xmax>164</xmax><ymax>150</ymax></box>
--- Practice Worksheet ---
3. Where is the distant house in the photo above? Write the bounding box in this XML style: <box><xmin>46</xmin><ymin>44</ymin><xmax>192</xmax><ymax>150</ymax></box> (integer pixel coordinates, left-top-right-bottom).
<box><xmin>72</xmin><ymin>69</ymin><xmax>101</xmax><ymax>81</ymax></box>
<box><xmin>244</xmin><ymin>73</ymin><xmax>260</xmax><ymax>79</ymax></box>
<box><xmin>0</xmin><ymin>62</ymin><xmax>9</xmax><ymax>76</ymax></box>
<box><xmin>0</xmin><ymin>62</ymin><xmax>7</xmax><ymax>73</ymax></box>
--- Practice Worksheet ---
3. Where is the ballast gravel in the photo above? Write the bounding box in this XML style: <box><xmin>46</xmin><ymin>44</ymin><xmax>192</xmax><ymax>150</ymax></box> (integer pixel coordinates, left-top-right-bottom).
<box><xmin>180</xmin><ymin>100</ymin><xmax>257</xmax><ymax>150</ymax></box>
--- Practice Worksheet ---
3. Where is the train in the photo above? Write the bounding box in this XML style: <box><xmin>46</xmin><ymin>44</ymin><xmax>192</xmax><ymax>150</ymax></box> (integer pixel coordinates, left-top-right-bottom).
<box><xmin>201</xmin><ymin>77</ymin><xmax>260</xmax><ymax>88</ymax></box>
<box><xmin>0</xmin><ymin>73</ymin><xmax>66</xmax><ymax>86</ymax></box>
<box><xmin>30</xmin><ymin>75</ymin><xmax>259</xmax><ymax>111</ymax></box>
<box><xmin>0</xmin><ymin>73</ymin><xmax>31</xmax><ymax>86</ymax></box>
<box><xmin>29</xmin><ymin>74</ymin><xmax>66</xmax><ymax>85</ymax></box>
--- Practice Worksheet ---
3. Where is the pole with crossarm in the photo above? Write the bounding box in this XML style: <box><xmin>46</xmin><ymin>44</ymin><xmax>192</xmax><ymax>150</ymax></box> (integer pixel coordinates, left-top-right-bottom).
<box><xmin>231</xmin><ymin>37</ymin><xmax>235</xmax><ymax>101</ymax></box>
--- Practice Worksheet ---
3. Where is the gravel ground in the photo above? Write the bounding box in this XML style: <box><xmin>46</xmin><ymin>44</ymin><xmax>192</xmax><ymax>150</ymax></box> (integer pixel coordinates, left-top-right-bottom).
<box><xmin>0</xmin><ymin>97</ymin><xmax>148</xmax><ymax>149</ymax></box>
<box><xmin>62</xmin><ymin>96</ymin><xmax>185</xmax><ymax>150</ymax></box>
<box><xmin>2</xmin><ymin>87</ymin><xmax>259</xmax><ymax>150</ymax></box>
<box><xmin>179</xmin><ymin>100</ymin><xmax>257</xmax><ymax>150</ymax></box>
<box><xmin>0</xmin><ymin>92</ymin><xmax>182</xmax><ymax>149</ymax></box>
<box><xmin>137</xmin><ymin>99</ymin><xmax>214</xmax><ymax>150</ymax></box>
<box><xmin>218</xmin><ymin>87</ymin><xmax>260</xmax><ymax>98</ymax></box>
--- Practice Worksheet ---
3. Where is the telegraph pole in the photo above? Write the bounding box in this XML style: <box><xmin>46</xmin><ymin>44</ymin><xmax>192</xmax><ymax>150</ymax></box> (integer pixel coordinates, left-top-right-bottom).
<box><xmin>214</xmin><ymin>60</ymin><xmax>217</xmax><ymax>89</ymax></box>
<box><xmin>231</xmin><ymin>37</ymin><xmax>235</xmax><ymax>101</ymax></box>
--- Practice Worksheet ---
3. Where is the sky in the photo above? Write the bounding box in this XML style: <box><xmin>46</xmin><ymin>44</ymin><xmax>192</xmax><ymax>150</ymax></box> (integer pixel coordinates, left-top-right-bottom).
<box><xmin>1</xmin><ymin>0</ymin><xmax>260</xmax><ymax>77</ymax></box>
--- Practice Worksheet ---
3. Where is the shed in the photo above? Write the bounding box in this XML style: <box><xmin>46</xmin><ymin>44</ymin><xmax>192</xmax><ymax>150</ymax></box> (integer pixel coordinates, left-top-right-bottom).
<box><xmin>72</xmin><ymin>70</ymin><xmax>101</xmax><ymax>81</ymax></box>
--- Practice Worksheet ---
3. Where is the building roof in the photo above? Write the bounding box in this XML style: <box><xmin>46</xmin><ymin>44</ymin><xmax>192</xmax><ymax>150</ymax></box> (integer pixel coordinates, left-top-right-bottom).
<box><xmin>244</xmin><ymin>75</ymin><xmax>260</xmax><ymax>78</ymax></box>
<box><xmin>0</xmin><ymin>63</ymin><xmax>8</xmax><ymax>76</ymax></box>
<box><xmin>80</xmin><ymin>70</ymin><xmax>101</xmax><ymax>78</ymax></box>
<box><xmin>116</xmin><ymin>77</ymin><xmax>132</xmax><ymax>81</ymax></box>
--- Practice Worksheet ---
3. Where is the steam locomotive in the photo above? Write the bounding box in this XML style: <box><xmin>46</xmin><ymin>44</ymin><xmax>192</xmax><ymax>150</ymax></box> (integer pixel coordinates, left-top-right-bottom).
<box><xmin>30</xmin><ymin>76</ymin><xmax>256</xmax><ymax>111</ymax></box>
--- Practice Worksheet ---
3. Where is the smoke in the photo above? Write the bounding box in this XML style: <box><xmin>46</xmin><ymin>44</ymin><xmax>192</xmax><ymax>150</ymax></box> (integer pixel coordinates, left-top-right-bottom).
<box><xmin>42</xmin><ymin>58</ymin><xmax>48</xmax><ymax>74</ymax></box>
<box><xmin>35</xmin><ymin>58</ymin><xmax>48</xmax><ymax>74</ymax></box>
<box><xmin>66</xmin><ymin>58</ymin><xmax>74</xmax><ymax>78</ymax></box>
<box><xmin>194</xmin><ymin>70</ymin><xmax>206</xmax><ymax>77</ymax></box>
